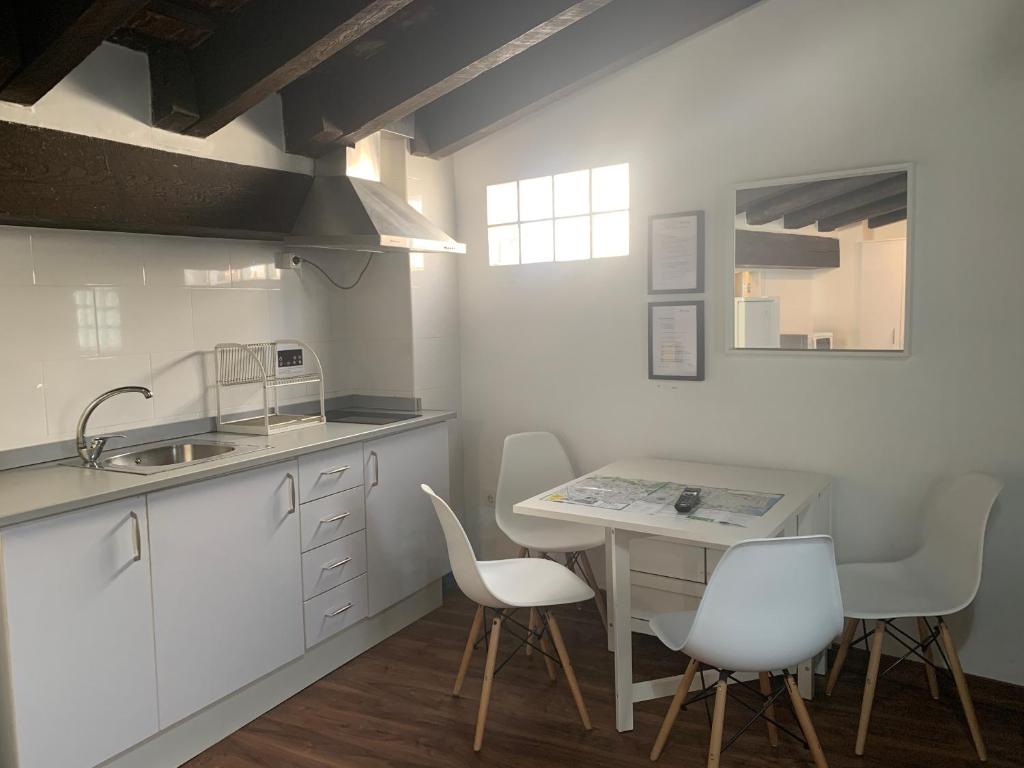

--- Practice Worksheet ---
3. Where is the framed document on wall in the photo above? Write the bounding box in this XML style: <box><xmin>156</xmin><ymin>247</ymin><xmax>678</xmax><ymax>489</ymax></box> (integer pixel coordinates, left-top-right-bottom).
<box><xmin>649</xmin><ymin>300</ymin><xmax>705</xmax><ymax>381</ymax></box>
<box><xmin>648</xmin><ymin>210</ymin><xmax>705</xmax><ymax>293</ymax></box>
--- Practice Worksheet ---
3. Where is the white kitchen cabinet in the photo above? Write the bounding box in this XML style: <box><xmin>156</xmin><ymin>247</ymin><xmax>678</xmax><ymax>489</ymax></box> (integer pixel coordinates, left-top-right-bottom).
<box><xmin>147</xmin><ymin>462</ymin><xmax>304</xmax><ymax>727</ymax></box>
<box><xmin>364</xmin><ymin>422</ymin><xmax>450</xmax><ymax>615</ymax></box>
<box><xmin>0</xmin><ymin>497</ymin><xmax>158</xmax><ymax>768</ymax></box>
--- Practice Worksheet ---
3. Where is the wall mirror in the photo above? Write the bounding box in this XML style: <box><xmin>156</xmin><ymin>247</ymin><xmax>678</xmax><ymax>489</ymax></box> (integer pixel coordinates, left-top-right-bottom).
<box><xmin>733</xmin><ymin>166</ymin><xmax>910</xmax><ymax>352</ymax></box>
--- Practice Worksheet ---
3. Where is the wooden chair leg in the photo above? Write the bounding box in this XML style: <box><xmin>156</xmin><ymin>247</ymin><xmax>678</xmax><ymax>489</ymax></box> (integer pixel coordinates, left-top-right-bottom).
<box><xmin>473</xmin><ymin>616</ymin><xmax>502</xmax><ymax>751</ymax></box>
<box><xmin>516</xmin><ymin>545</ymin><xmax>529</xmax><ymax>558</ymax></box>
<box><xmin>826</xmin><ymin>617</ymin><xmax>858</xmax><ymax>696</ymax></box>
<box><xmin>759</xmin><ymin>672</ymin><xmax>779</xmax><ymax>747</ymax></box>
<box><xmin>784</xmin><ymin>674</ymin><xmax>829</xmax><ymax>768</ymax></box>
<box><xmin>938</xmin><ymin>619</ymin><xmax>987</xmax><ymax>761</ymax></box>
<box><xmin>855</xmin><ymin>619</ymin><xmax>886</xmax><ymax>755</ymax></box>
<box><xmin>538</xmin><ymin>614</ymin><xmax>557</xmax><ymax>682</ymax></box>
<box><xmin>916</xmin><ymin>617</ymin><xmax>940</xmax><ymax>700</ymax></box>
<box><xmin>545</xmin><ymin>611</ymin><xmax>592</xmax><ymax>730</ymax></box>
<box><xmin>526</xmin><ymin>607</ymin><xmax>538</xmax><ymax>657</ymax></box>
<box><xmin>707</xmin><ymin>678</ymin><xmax>728</xmax><ymax>768</ymax></box>
<box><xmin>453</xmin><ymin>604</ymin><xmax>484</xmax><ymax>696</ymax></box>
<box><xmin>651</xmin><ymin>658</ymin><xmax>699</xmax><ymax>761</ymax></box>
<box><xmin>579</xmin><ymin>550</ymin><xmax>610</xmax><ymax>634</ymax></box>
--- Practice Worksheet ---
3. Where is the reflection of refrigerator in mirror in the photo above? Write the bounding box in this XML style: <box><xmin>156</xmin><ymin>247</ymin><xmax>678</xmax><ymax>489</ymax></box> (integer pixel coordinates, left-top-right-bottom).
<box><xmin>735</xmin><ymin>297</ymin><xmax>780</xmax><ymax>348</ymax></box>
<box><xmin>859</xmin><ymin>240</ymin><xmax>906</xmax><ymax>349</ymax></box>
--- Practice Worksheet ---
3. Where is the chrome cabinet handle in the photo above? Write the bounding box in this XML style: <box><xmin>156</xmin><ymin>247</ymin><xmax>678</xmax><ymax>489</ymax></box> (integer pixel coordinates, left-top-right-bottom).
<box><xmin>320</xmin><ymin>511</ymin><xmax>351</xmax><ymax>524</ymax></box>
<box><xmin>369</xmin><ymin>450</ymin><xmax>380</xmax><ymax>488</ymax></box>
<box><xmin>322</xmin><ymin>556</ymin><xmax>352</xmax><ymax>571</ymax></box>
<box><xmin>320</xmin><ymin>465</ymin><xmax>350</xmax><ymax>477</ymax></box>
<box><xmin>285</xmin><ymin>472</ymin><xmax>297</xmax><ymax>514</ymax></box>
<box><xmin>325</xmin><ymin>602</ymin><xmax>354</xmax><ymax>618</ymax></box>
<box><xmin>129</xmin><ymin>511</ymin><xmax>142</xmax><ymax>562</ymax></box>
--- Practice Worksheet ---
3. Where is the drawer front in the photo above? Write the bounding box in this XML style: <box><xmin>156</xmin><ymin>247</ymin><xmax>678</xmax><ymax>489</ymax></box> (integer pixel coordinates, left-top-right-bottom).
<box><xmin>706</xmin><ymin>548</ymin><xmax>725</xmax><ymax>579</ymax></box>
<box><xmin>631</xmin><ymin>536</ymin><xmax>707</xmax><ymax>583</ymax></box>
<box><xmin>301</xmin><ymin>531</ymin><xmax>367</xmax><ymax>600</ymax></box>
<box><xmin>298</xmin><ymin>443</ymin><xmax>364</xmax><ymax>502</ymax></box>
<box><xmin>304</xmin><ymin>574</ymin><xmax>368</xmax><ymax>649</ymax></box>
<box><xmin>299</xmin><ymin>486</ymin><xmax>366</xmax><ymax>552</ymax></box>
<box><xmin>631</xmin><ymin>584</ymin><xmax>702</xmax><ymax>622</ymax></box>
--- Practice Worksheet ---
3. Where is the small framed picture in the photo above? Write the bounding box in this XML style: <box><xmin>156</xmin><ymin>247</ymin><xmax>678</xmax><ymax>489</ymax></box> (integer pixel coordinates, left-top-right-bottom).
<box><xmin>648</xmin><ymin>210</ymin><xmax>705</xmax><ymax>294</ymax></box>
<box><xmin>649</xmin><ymin>300</ymin><xmax>705</xmax><ymax>381</ymax></box>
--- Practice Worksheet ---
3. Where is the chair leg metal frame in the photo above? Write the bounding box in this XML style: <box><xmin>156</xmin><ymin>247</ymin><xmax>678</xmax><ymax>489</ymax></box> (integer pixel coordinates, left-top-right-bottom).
<box><xmin>651</xmin><ymin>664</ymin><xmax>830</xmax><ymax>767</ymax></box>
<box><xmin>826</xmin><ymin>615</ymin><xmax>987</xmax><ymax>761</ymax></box>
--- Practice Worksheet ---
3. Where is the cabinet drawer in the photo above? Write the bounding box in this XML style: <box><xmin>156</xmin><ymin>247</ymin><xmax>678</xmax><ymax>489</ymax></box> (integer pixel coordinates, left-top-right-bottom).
<box><xmin>299</xmin><ymin>486</ymin><xmax>366</xmax><ymax>552</ymax></box>
<box><xmin>301</xmin><ymin>531</ymin><xmax>367</xmax><ymax>600</ymax></box>
<box><xmin>631</xmin><ymin>583</ymin><xmax>702</xmax><ymax>622</ymax></box>
<box><xmin>298</xmin><ymin>443</ymin><xmax>364</xmax><ymax>502</ymax></box>
<box><xmin>304</xmin><ymin>573</ymin><xmax>368</xmax><ymax>649</ymax></box>
<box><xmin>631</xmin><ymin>536</ymin><xmax>707</xmax><ymax>583</ymax></box>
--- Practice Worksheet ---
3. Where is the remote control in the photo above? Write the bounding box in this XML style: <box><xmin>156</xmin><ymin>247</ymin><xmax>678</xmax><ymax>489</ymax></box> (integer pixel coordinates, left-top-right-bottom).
<box><xmin>674</xmin><ymin>487</ymin><xmax>702</xmax><ymax>514</ymax></box>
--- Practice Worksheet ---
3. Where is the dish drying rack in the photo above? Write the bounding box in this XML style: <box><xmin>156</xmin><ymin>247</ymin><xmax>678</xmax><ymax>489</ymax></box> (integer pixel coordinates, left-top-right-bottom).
<box><xmin>214</xmin><ymin>340</ymin><xmax>325</xmax><ymax>435</ymax></box>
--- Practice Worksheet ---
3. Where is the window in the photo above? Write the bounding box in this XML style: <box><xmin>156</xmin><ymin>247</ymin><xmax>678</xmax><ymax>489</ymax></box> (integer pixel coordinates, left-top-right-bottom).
<box><xmin>486</xmin><ymin>163</ymin><xmax>629</xmax><ymax>266</ymax></box>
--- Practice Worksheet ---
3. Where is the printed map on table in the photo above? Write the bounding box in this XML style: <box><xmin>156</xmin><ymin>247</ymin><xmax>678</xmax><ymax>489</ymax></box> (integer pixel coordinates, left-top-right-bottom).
<box><xmin>544</xmin><ymin>475</ymin><xmax>783</xmax><ymax>527</ymax></box>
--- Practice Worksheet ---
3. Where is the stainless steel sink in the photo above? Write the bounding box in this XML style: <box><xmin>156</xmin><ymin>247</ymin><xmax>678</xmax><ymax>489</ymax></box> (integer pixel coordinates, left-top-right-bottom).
<box><xmin>61</xmin><ymin>438</ymin><xmax>262</xmax><ymax>475</ymax></box>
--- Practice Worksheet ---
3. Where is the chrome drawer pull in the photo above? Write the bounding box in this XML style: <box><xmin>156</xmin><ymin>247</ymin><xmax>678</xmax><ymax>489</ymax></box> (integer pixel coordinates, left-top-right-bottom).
<box><xmin>285</xmin><ymin>472</ymin><xmax>297</xmax><ymax>515</ymax></box>
<box><xmin>325</xmin><ymin>602</ymin><xmax>354</xmax><ymax>618</ymax></box>
<box><xmin>129</xmin><ymin>511</ymin><xmax>142</xmax><ymax>562</ymax></box>
<box><xmin>322</xmin><ymin>557</ymin><xmax>352</xmax><ymax>571</ymax></box>
<box><xmin>320</xmin><ymin>511</ymin><xmax>351</xmax><ymax>524</ymax></box>
<box><xmin>320</xmin><ymin>465</ymin><xmax>350</xmax><ymax>477</ymax></box>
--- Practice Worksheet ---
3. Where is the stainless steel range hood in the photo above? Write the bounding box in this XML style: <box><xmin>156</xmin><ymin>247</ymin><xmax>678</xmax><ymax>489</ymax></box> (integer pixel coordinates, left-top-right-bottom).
<box><xmin>286</xmin><ymin>175</ymin><xmax>465</xmax><ymax>254</ymax></box>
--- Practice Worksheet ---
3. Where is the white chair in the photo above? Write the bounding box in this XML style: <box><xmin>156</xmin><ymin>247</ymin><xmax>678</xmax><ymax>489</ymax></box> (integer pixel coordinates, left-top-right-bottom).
<box><xmin>824</xmin><ymin>472</ymin><xmax>1003</xmax><ymax>760</ymax></box>
<box><xmin>649</xmin><ymin>536</ymin><xmax>843</xmax><ymax>768</ymax></box>
<box><xmin>421</xmin><ymin>484</ymin><xmax>594</xmax><ymax>751</ymax></box>
<box><xmin>495</xmin><ymin>432</ymin><xmax>608</xmax><ymax>635</ymax></box>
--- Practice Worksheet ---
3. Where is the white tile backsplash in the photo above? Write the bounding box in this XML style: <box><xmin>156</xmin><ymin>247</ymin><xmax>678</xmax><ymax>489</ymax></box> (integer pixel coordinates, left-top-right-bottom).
<box><xmin>0</xmin><ymin>363</ymin><xmax>47</xmax><ymax>449</ymax></box>
<box><xmin>142</xmin><ymin>237</ymin><xmax>232</xmax><ymax>288</ymax></box>
<box><xmin>42</xmin><ymin>355</ymin><xmax>156</xmax><ymax>437</ymax></box>
<box><xmin>150</xmin><ymin>351</ymin><xmax>215</xmax><ymax>420</ymax></box>
<box><xmin>32</xmin><ymin>229</ymin><xmax>146</xmax><ymax>286</ymax></box>
<box><xmin>0</xmin><ymin>285</ymin><xmax>99</xmax><ymax>358</ymax></box>
<box><xmin>96</xmin><ymin>286</ymin><xmax>194</xmax><ymax>355</ymax></box>
<box><xmin>0</xmin><ymin>228</ymin><xmax>35</xmax><ymax>285</ymax></box>
<box><xmin>190</xmin><ymin>288</ymin><xmax>271</xmax><ymax>349</ymax></box>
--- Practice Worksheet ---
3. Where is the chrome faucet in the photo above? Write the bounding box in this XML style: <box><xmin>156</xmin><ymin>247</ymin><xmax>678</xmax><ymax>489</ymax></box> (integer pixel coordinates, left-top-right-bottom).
<box><xmin>76</xmin><ymin>386</ymin><xmax>154</xmax><ymax>467</ymax></box>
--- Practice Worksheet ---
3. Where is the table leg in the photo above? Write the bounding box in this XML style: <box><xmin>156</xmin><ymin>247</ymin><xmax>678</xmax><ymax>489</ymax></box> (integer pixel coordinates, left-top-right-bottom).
<box><xmin>604</xmin><ymin>529</ymin><xmax>615</xmax><ymax>653</ymax></box>
<box><xmin>609</xmin><ymin>527</ymin><xmax>634</xmax><ymax>732</ymax></box>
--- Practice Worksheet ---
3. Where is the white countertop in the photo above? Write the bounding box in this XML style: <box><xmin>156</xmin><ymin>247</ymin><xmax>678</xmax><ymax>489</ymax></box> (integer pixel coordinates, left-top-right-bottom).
<box><xmin>0</xmin><ymin>411</ymin><xmax>455</xmax><ymax>529</ymax></box>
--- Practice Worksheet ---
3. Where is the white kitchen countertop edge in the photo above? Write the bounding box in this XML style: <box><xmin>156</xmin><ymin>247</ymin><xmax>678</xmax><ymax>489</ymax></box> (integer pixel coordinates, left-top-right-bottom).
<box><xmin>0</xmin><ymin>411</ymin><xmax>456</xmax><ymax>529</ymax></box>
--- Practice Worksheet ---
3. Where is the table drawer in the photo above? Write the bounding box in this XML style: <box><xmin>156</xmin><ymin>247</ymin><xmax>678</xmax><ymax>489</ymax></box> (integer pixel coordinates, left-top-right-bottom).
<box><xmin>301</xmin><ymin>531</ymin><xmax>367</xmax><ymax>600</ymax></box>
<box><xmin>298</xmin><ymin>443</ymin><xmax>364</xmax><ymax>502</ymax></box>
<box><xmin>299</xmin><ymin>487</ymin><xmax>366</xmax><ymax>552</ymax></box>
<box><xmin>631</xmin><ymin>583</ymin><xmax>702</xmax><ymax>623</ymax></box>
<box><xmin>631</xmin><ymin>537</ymin><xmax>707</xmax><ymax>583</ymax></box>
<box><xmin>304</xmin><ymin>573</ymin><xmax>368</xmax><ymax>649</ymax></box>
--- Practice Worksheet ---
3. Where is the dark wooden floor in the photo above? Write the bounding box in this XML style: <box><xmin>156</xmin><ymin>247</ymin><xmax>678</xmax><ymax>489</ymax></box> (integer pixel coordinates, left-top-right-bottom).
<box><xmin>187</xmin><ymin>592</ymin><xmax>1023</xmax><ymax>768</ymax></box>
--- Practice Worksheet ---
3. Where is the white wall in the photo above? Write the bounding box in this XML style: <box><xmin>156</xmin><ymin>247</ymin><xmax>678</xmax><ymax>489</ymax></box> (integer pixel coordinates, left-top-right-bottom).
<box><xmin>451</xmin><ymin>0</ymin><xmax>1024</xmax><ymax>683</ymax></box>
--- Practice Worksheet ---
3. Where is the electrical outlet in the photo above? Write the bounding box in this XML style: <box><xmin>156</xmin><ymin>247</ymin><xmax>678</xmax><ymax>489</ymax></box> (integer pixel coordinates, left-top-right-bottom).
<box><xmin>274</xmin><ymin>252</ymin><xmax>301</xmax><ymax>270</ymax></box>
<box><xmin>485</xmin><ymin>491</ymin><xmax>495</xmax><ymax>505</ymax></box>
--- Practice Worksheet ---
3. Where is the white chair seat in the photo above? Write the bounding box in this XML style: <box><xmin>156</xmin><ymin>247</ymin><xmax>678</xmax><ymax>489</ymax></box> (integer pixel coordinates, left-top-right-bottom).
<box><xmin>838</xmin><ymin>560</ymin><xmax>957</xmax><ymax>620</ymax></box>
<box><xmin>649</xmin><ymin>610</ymin><xmax>696</xmax><ymax>652</ymax></box>
<box><xmin>508</xmin><ymin>521</ymin><xmax>606</xmax><ymax>553</ymax></box>
<box><xmin>479</xmin><ymin>558</ymin><xmax>595</xmax><ymax>608</ymax></box>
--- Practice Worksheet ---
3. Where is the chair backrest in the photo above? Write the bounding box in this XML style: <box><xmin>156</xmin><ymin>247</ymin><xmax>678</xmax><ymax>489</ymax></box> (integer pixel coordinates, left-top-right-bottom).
<box><xmin>495</xmin><ymin>432</ymin><xmax>576</xmax><ymax>540</ymax></box>
<box><xmin>911</xmin><ymin>472</ymin><xmax>1003</xmax><ymax>613</ymax></box>
<box><xmin>421</xmin><ymin>484</ymin><xmax>496</xmax><ymax>606</ymax></box>
<box><xmin>684</xmin><ymin>536</ymin><xmax>844</xmax><ymax>673</ymax></box>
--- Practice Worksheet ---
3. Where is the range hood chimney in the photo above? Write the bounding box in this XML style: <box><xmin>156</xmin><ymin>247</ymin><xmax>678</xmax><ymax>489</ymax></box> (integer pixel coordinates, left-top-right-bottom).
<box><xmin>286</xmin><ymin>133</ymin><xmax>465</xmax><ymax>254</ymax></box>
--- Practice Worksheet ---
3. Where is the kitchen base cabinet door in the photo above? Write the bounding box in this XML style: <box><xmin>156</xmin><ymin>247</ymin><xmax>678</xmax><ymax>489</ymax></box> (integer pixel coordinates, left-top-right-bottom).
<box><xmin>365</xmin><ymin>422</ymin><xmax>450</xmax><ymax>615</ymax></box>
<box><xmin>148</xmin><ymin>462</ymin><xmax>304</xmax><ymax>727</ymax></box>
<box><xmin>0</xmin><ymin>497</ymin><xmax>158</xmax><ymax>768</ymax></box>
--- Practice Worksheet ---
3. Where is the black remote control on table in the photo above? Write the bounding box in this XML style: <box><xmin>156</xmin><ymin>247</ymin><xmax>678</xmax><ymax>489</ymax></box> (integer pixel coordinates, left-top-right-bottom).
<box><xmin>674</xmin><ymin>487</ymin><xmax>702</xmax><ymax>514</ymax></box>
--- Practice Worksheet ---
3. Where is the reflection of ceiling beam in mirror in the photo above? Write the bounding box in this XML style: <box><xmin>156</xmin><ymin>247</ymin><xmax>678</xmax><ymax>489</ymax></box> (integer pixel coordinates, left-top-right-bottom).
<box><xmin>735</xmin><ymin>229</ymin><xmax>839</xmax><ymax>269</ymax></box>
<box><xmin>868</xmin><ymin>208</ymin><xmax>908</xmax><ymax>229</ymax></box>
<box><xmin>740</xmin><ymin>173</ymin><xmax>898</xmax><ymax>226</ymax></box>
<box><xmin>817</xmin><ymin>193</ymin><xmax>907</xmax><ymax>232</ymax></box>
<box><xmin>783</xmin><ymin>174</ymin><xmax>907</xmax><ymax>230</ymax></box>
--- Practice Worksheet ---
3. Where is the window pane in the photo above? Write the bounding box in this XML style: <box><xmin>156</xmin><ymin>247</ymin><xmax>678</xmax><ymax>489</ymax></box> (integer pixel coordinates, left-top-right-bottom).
<box><xmin>554</xmin><ymin>170</ymin><xmax>590</xmax><ymax>217</ymax></box>
<box><xmin>592</xmin><ymin>163</ymin><xmax>629</xmax><ymax>213</ymax></box>
<box><xmin>488</xmin><ymin>224</ymin><xmax>519</xmax><ymax>266</ymax></box>
<box><xmin>592</xmin><ymin>211</ymin><xmax>629</xmax><ymax>258</ymax></box>
<box><xmin>555</xmin><ymin>216</ymin><xmax>591</xmax><ymax>261</ymax></box>
<box><xmin>518</xmin><ymin>176</ymin><xmax>552</xmax><ymax>221</ymax></box>
<box><xmin>520</xmin><ymin>220</ymin><xmax>554</xmax><ymax>264</ymax></box>
<box><xmin>486</xmin><ymin>182</ymin><xmax>518</xmax><ymax>225</ymax></box>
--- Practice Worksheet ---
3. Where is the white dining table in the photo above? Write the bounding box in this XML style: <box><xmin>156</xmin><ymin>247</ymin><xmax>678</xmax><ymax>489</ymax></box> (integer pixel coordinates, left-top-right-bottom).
<box><xmin>514</xmin><ymin>457</ymin><xmax>832</xmax><ymax>732</ymax></box>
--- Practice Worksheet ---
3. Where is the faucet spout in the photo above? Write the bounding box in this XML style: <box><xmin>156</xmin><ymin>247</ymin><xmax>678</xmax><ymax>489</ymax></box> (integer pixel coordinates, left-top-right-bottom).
<box><xmin>76</xmin><ymin>386</ymin><xmax>154</xmax><ymax>466</ymax></box>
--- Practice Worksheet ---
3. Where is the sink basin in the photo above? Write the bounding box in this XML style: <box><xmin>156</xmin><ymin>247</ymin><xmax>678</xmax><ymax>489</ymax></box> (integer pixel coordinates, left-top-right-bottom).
<box><xmin>103</xmin><ymin>442</ymin><xmax>236</xmax><ymax>469</ymax></box>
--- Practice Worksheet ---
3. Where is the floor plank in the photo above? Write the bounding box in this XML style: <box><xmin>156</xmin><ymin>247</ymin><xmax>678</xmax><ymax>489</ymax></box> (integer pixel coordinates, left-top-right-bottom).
<box><xmin>187</xmin><ymin>592</ymin><xmax>1024</xmax><ymax>767</ymax></box>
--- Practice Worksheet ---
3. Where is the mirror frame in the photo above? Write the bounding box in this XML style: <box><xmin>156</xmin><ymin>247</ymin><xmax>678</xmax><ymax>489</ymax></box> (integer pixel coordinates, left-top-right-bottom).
<box><xmin>727</xmin><ymin>162</ymin><xmax>914</xmax><ymax>357</ymax></box>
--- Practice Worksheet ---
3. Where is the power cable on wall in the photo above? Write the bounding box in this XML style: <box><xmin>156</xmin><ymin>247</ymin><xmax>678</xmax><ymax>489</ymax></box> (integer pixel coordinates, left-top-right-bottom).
<box><xmin>292</xmin><ymin>252</ymin><xmax>375</xmax><ymax>290</ymax></box>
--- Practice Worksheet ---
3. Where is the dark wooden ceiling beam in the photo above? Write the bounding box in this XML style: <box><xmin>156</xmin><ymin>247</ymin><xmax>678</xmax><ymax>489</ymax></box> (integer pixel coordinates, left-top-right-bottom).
<box><xmin>410</xmin><ymin>0</ymin><xmax>760</xmax><ymax>159</ymax></box>
<box><xmin>741</xmin><ymin>173</ymin><xmax>897</xmax><ymax>226</ymax></box>
<box><xmin>0</xmin><ymin>2</ymin><xmax>20</xmax><ymax>85</ymax></box>
<box><xmin>817</xmin><ymin>193</ymin><xmax>907</xmax><ymax>232</ymax></box>
<box><xmin>281</xmin><ymin>0</ymin><xmax>613</xmax><ymax>158</ymax></box>
<box><xmin>152</xmin><ymin>0</ymin><xmax>411</xmax><ymax>137</ymax></box>
<box><xmin>0</xmin><ymin>0</ymin><xmax>149</xmax><ymax>105</ymax></box>
<box><xmin>868</xmin><ymin>208</ymin><xmax>908</xmax><ymax>229</ymax></box>
<box><xmin>782</xmin><ymin>174</ymin><xmax>908</xmax><ymax>230</ymax></box>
